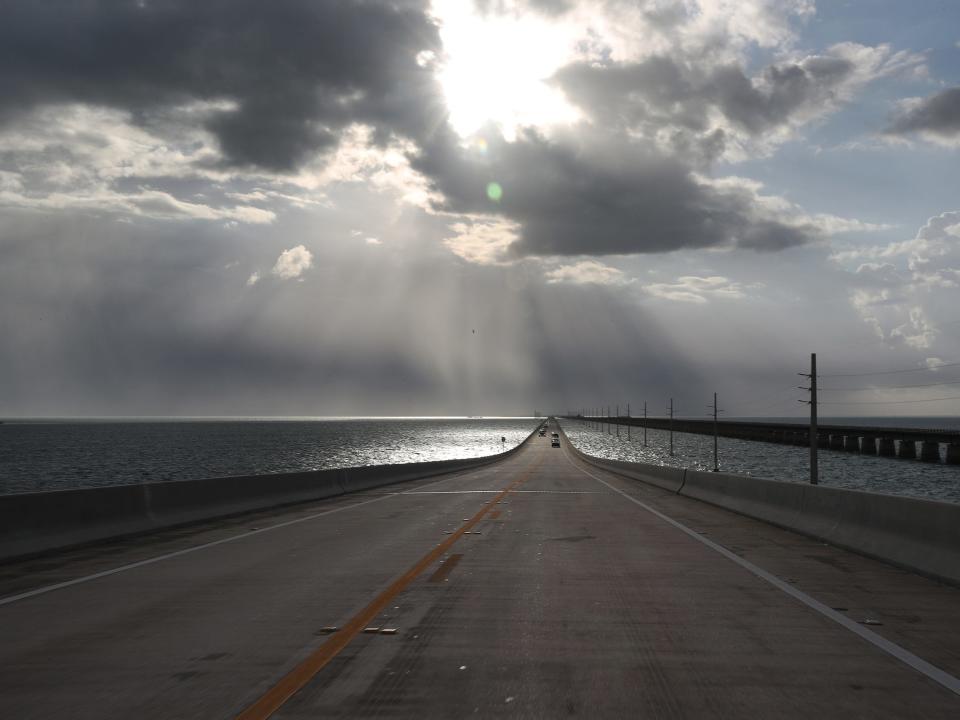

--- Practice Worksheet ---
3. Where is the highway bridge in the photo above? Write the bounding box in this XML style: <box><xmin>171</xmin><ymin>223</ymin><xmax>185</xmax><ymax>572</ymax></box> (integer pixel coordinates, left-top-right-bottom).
<box><xmin>572</xmin><ymin>415</ymin><xmax>960</xmax><ymax>463</ymax></box>
<box><xmin>1</xmin><ymin>422</ymin><xmax>959</xmax><ymax>718</ymax></box>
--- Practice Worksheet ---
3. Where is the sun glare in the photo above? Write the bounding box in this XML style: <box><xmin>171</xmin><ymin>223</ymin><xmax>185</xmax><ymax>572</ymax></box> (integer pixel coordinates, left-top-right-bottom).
<box><xmin>432</xmin><ymin>1</ymin><xmax>581</xmax><ymax>140</ymax></box>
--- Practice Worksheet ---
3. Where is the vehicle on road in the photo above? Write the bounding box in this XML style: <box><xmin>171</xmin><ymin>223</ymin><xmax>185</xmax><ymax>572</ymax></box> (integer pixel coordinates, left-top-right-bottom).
<box><xmin>551</xmin><ymin>437</ymin><xmax>560</xmax><ymax>448</ymax></box>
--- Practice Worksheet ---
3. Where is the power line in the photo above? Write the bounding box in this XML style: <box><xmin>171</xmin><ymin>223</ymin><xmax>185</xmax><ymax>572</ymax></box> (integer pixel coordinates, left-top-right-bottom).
<box><xmin>819</xmin><ymin>395</ymin><xmax>960</xmax><ymax>405</ymax></box>
<box><xmin>727</xmin><ymin>386</ymin><xmax>802</xmax><ymax>415</ymax></box>
<box><xmin>819</xmin><ymin>379</ymin><xmax>960</xmax><ymax>391</ymax></box>
<box><xmin>820</xmin><ymin>360</ymin><xmax>960</xmax><ymax>378</ymax></box>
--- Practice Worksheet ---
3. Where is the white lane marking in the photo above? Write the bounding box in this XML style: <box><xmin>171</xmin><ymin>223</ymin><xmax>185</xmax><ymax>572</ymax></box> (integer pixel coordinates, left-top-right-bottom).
<box><xmin>566</xmin><ymin>454</ymin><xmax>960</xmax><ymax>698</ymax></box>
<box><xmin>0</xmin><ymin>464</ymin><xmax>507</xmax><ymax>608</ymax></box>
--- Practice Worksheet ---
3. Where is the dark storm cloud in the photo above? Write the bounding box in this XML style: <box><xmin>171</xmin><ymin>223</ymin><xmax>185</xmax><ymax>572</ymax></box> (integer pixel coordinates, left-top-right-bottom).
<box><xmin>416</xmin><ymin>128</ymin><xmax>817</xmax><ymax>256</ymax></box>
<box><xmin>0</xmin><ymin>0</ymin><xmax>442</xmax><ymax>171</ymax></box>
<box><xmin>885</xmin><ymin>87</ymin><xmax>960</xmax><ymax>139</ymax></box>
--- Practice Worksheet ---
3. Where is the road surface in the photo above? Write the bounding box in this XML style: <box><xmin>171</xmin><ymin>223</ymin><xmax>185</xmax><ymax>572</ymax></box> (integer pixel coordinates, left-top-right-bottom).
<box><xmin>1</xmin><ymin>422</ymin><xmax>959</xmax><ymax>718</ymax></box>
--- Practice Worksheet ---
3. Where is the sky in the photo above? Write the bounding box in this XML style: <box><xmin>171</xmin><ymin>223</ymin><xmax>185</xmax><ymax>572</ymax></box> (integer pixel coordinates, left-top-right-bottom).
<box><xmin>1</xmin><ymin>0</ymin><xmax>959</xmax><ymax>418</ymax></box>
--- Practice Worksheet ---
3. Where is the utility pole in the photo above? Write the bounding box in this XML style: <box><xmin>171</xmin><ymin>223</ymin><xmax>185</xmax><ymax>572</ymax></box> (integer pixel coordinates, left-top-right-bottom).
<box><xmin>810</xmin><ymin>353</ymin><xmax>818</xmax><ymax>485</ymax></box>
<box><xmin>798</xmin><ymin>353</ymin><xmax>819</xmax><ymax>485</ymax></box>
<box><xmin>616</xmin><ymin>404</ymin><xmax>620</xmax><ymax>438</ymax></box>
<box><xmin>627</xmin><ymin>402</ymin><xmax>631</xmax><ymax>441</ymax></box>
<box><xmin>669</xmin><ymin>397</ymin><xmax>674</xmax><ymax>456</ymax></box>
<box><xmin>643</xmin><ymin>401</ymin><xmax>647</xmax><ymax>447</ymax></box>
<box><xmin>607</xmin><ymin>405</ymin><xmax>611</xmax><ymax>434</ymax></box>
<box><xmin>712</xmin><ymin>392</ymin><xmax>719</xmax><ymax>472</ymax></box>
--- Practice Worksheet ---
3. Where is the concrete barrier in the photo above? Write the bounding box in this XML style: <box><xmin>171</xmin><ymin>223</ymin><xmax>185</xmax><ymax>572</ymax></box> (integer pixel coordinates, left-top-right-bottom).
<box><xmin>560</xmin><ymin>426</ymin><xmax>960</xmax><ymax>586</ymax></box>
<box><xmin>680</xmin><ymin>469</ymin><xmax>807</xmax><ymax>534</ymax></box>
<box><xmin>0</xmin><ymin>422</ymin><xmax>545</xmax><ymax>563</ymax></box>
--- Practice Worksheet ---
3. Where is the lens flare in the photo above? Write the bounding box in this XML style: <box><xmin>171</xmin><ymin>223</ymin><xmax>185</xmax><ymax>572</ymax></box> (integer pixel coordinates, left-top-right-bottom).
<box><xmin>486</xmin><ymin>182</ymin><xmax>503</xmax><ymax>202</ymax></box>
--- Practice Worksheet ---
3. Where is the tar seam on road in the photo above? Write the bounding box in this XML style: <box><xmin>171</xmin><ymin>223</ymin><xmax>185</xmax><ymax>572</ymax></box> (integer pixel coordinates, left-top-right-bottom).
<box><xmin>428</xmin><ymin>553</ymin><xmax>464</xmax><ymax>583</ymax></box>
<box><xmin>565</xmin><ymin>452</ymin><xmax>960</xmax><ymax>698</ymax></box>
<box><xmin>0</xmin><ymin>464</ymin><xmax>506</xmax><ymax>608</ymax></box>
<box><xmin>234</xmin><ymin>455</ymin><xmax>542</xmax><ymax>720</ymax></box>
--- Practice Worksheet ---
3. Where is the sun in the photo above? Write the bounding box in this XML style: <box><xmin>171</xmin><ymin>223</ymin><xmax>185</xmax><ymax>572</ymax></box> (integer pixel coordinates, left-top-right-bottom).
<box><xmin>431</xmin><ymin>1</ymin><xmax>581</xmax><ymax>140</ymax></box>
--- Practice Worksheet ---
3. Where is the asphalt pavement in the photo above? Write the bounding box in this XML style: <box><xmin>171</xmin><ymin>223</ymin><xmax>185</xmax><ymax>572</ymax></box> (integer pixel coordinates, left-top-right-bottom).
<box><xmin>2</xmin><ymin>421</ymin><xmax>959</xmax><ymax>718</ymax></box>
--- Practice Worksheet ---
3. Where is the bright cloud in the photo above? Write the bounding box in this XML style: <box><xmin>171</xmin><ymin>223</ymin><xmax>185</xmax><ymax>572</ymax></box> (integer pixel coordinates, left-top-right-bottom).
<box><xmin>0</xmin><ymin>104</ymin><xmax>281</xmax><ymax>224</ymax></box>
<box><xmin>544</xmin><ymin>260</ymin><xmax>632</xmax><ymax>286</ymax></box>
<box><xmin>644</xmin><ymin>275</ymin><xmax>755</xmax><ymax>303</ymax></box>
<box><xmin>272</xmin><ymin>245</ymin><xmax>314</xmax><ymax>280</ymax></box>
<box><xmin>838</xmin><ymin>211</ymin><xmax>960</xmax><ymax>350</ymax></box>
<box><xmin>443</xmin><ymin>218</ymin><xmax>521</xmax><ymax>265</ymax></box>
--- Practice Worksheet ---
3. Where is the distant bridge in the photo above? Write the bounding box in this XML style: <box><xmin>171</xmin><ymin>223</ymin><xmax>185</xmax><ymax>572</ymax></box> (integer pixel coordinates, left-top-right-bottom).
<box><xmin>567</xmin><ymin>415</ymin><xmax>960</xmax><ymax>464</ymax></box>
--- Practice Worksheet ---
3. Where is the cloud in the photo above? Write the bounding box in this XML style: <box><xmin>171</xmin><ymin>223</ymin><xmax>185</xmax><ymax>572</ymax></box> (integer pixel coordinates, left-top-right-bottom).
<box><xmin>0</xmin><ymin>184</ymin><xmax>275</xmax><ymax>225</ymax></box>
<box><xmin>0</xmin><ymin>0</ymin><xmax>895</xmax><ymax>262</ymax></box>
<box><xmin>643</xmin><ymin>275</ymin><xmax>754</xmax><ymax>304</ymax></box>
<box><xmin>0</xmin><ymin>103</ymin><xmax>287</xmax><ymax>223</ymax></box>
<box><xmin>553</xmin><ymin>42</ymin><xmax>925</xmax><ymax>162</ymax></box>
<box><xmin>885</xmin><ymin>87</ymin><xmax>960</xmax><ymax>146</ymax></box>
<box><xmin>543</xmin><ymin>0</ymin><xmax>815</xmax><ymax>64</ymax></box>
<box><xmin>246</xmin><ymin>271</ymin><xmax>261</xmax><ymax>286</ymax></box>
<box><xmin>837</xmin><ymin>211</ymin><xmax>960</xmax><ymax>349</ymax></box>
<box><xmin>272</xmin><ymin>245</ymin><xmax>313</xmax><ymax>280</ymax></box>
<box><xmin>410</xmin><ymin>7</ymin><xmax>899</xmax><ymax>262</ymax></box>
<box><xmin>0</xmin><ymin>0</ymin><xmax>443</xmax><ymax>172</ymax></box>
<box><xmin>442</xmin><ymin>217</ymin><xmax>521</xmax><ymax>265</ymax></box>
<box><xmin>418</xmin><ymin>127</ymin><xmax>821</xmax><ymax>258</ymax></box>
<box><xmin>544</xmin><ymin>260</ymin><xmax>632</xmax><ymax>285</ymax></box>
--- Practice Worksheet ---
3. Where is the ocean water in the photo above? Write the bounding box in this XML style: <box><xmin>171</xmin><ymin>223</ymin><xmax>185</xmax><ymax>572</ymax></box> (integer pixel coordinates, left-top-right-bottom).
<box><xmin>561</xmin><ymin>416</ymin><xmax>960</xmax><ymax>504</ymax></box>
<box><xmin>0</xmin><ymin>418</ymin><xmax>541</xmax><ymax>495</ymax></box>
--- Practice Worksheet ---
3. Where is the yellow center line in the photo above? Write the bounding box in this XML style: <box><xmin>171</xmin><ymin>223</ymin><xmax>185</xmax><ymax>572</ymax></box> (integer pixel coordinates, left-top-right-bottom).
<box><xmin>235</xmin><ymin>453</ymin><xmax>543</xmax><ymax>720</ymax></box>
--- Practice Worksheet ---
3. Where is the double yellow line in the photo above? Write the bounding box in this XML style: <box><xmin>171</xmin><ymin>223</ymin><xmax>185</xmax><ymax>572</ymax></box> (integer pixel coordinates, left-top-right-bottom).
<box><xmin>236</xmin><ymin>455</ymin><xmax>542</xmax><ymax>719</ymax></box>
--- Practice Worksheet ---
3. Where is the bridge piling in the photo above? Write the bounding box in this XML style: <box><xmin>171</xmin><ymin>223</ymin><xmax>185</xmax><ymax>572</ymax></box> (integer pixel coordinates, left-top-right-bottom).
<box><xmin>920</xmin><ymin>441</ymin><xmax>941</xmax><ymax>463</ymax></box>
<box><xmin>898</xmin><ymin>439</ymin><xmax>917</xmax><ymax>459</ymax></box>
<box><xmin>946</xmin><ymin>443</ymin><xmax>960</xmax><ymax>465</ymax></box>
<box><xmin>877</xmin><ymin>437</ymin><xmax>896</xmax><ymax>457</ymax></box>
